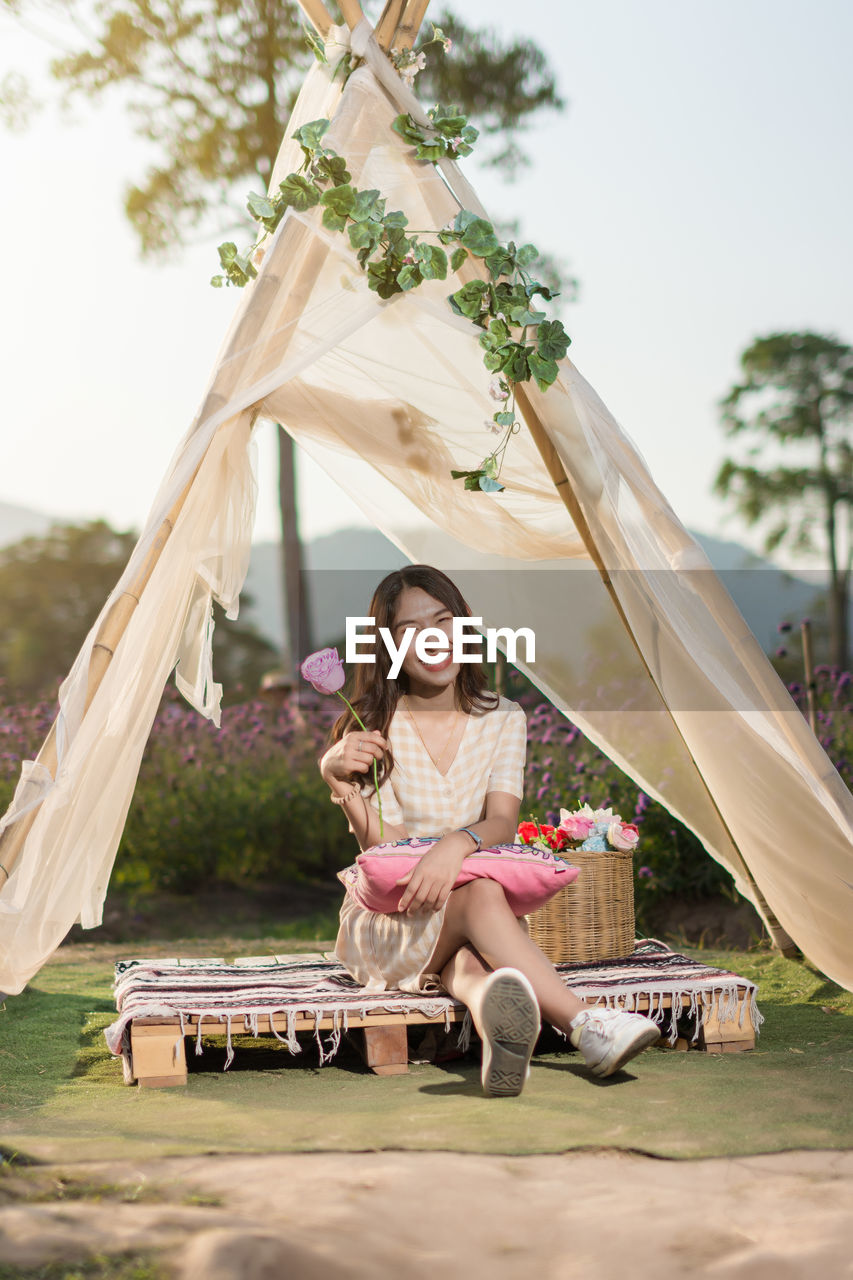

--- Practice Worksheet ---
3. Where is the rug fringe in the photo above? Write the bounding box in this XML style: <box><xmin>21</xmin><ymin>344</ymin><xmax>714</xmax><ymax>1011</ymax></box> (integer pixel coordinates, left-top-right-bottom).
<box><xmin>456</xmin><ymin>1009</ymin><xmax>473</xmax><ymax>1053</ymax></box>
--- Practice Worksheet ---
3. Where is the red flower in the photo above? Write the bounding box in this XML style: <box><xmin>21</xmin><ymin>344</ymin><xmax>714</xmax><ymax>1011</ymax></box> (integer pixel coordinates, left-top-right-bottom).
<box><xmin>517</xmin><ymin>821</ymin><xmax>541</xmax><ymax>844</ymax></box>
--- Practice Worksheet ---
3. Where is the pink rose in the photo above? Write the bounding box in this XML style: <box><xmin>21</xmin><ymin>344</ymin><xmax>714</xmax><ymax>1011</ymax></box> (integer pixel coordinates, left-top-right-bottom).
<box><xmin>558</xmin><ymin>814</ymin><xmax>594</xmax><ymax>842</ymax></box>
<box><xmin>607</xmin><ymin>821</ymin><xmax>639</xmax><ymax>852</ymax></box>
<box><xmin>300</xmin><ymin>647</ymin><xmax>346</xmax><ymax>695</ymax></box>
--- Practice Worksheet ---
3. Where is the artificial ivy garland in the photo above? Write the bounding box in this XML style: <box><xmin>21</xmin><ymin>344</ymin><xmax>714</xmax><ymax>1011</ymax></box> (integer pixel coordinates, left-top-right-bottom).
<box><xmin>212</xmin><ymin>107</ymin><xmax>570</xmax><ymax>494</ymax></box>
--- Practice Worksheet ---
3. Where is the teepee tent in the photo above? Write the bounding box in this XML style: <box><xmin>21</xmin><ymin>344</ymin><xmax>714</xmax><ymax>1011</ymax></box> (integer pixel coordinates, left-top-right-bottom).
<box><xmin>1</xmin><ymin>0</ymin><xmax>851</xmax><ymax>998</ymax></box>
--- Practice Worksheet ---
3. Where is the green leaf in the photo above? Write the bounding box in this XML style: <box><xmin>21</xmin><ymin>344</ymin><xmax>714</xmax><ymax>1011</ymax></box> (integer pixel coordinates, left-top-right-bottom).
<box><xmin>303</xmin><ymin>24</ymin><xmax>328</xmax><ymax>64</ymax></box>
<box><xmin>488</xmin><ymin>317</ymin><xmax>510</xmax><ymax>343</ymax></box>
<box><xmin>320</xmin><ymin>183</ymin><xmax>355</xmax><ymax>227</ymax></box>
<box><xmin>450</xmin><ymin>246</ymin><xmax>468</xmax><ymax>273</ymax></box>
<box><xmin>527</xmin><ymin>350</ymin><xmax>560</xmax><ymax>390</ymax></box>
<box><xmin>493</xmin><ymin>411</ymin><xmax>515</xmax><ymax>427</ymax></box>
<box><xmin>217</xmin><ymin>241</ymin><xmax>238</xmax><ymax>266</ymax></box>
<box><xmin>459</xmin><ymin>217</ymin><xmax>500</xmax><ymax>258</ymax></box>
<box><xmin>279</xmin><ymin>174</ymin><xmax>321</xmax><ymax>210</ymax></box>
<box><xmin>448</xmin><ymin>280</ymin><xmax>489</xmax><ymax>319</ymax></box>
<box><xmin>391</xmin><ymin>113</ymin><xmax>424</xmax><ymax>146</ymax></box>
<box><xmin>497</xmin><ymin>282</ymin><xmax>530</xmax><ymax>312</ymax></box>
<box><xmin>320</xmin><ymin>184</ymin><xmax>353</xmax><ymax>213</ymax></box>
<box><xmin>509</xmin><ymin>305</ymin><xmax>546</xmax><ymax>327</ymax></box>
<box><xmin>385</xmin><ymin>226</ymin><xmax>410</xmax><ymax>254</ymax></box>
<box><xmin>397</xmin><ymin>263</ymin><xmax>422</xmax><ymax>291</ymax></box>
<box><xmin>501</xmin><ymin>344</ymin><xmax>530</xmax><ymax>382</ymax></box>
<box><xmin>484</xmin><ymin>248</ymin><xmax>514</xmax><ymax>280</ymax></box>
<box><xmin>415</xmin><ymin>243</ymin><xmax>448</xmax><ymax>280</ymax></box>
<box><xmin>210</xmin><ymin>275</ymin><xmax>224</xmax><ymax>288</ymax></box>
<box><xmin>384</xmin><ymin>210</ymin><xmax>409</xmax><ymax>228</ymax></box>
<box><xmin>447</xmin><ymin>126</ymin><xmax>478</xmax><ymax>159</ymax></box>
<box><xmin>516</xmin><ymin>243</ymin><xmax>539</xmax><ymax>268</ymax></box>
<box><xmin>350</xmin><ymin>188</ymin><xmax>384</xmax><ymax>222</ymax></box>
<box><xmin>234</xmin><ymin>253</ymin><xmax>256</xmax><ymax>279</ymax></box>
<box><xmin>415</xmin><ymin>141</ymin><xmax>446</xmax><ymax>163</ymax></box>
<box><xmin>348</xmin><ymin>218</ymin><xmax>382</xmax><ymax>252</ymax></box>
<box><xmin>367</xmin><ymin>258</ymin><xmax>401</xmax><ymax>299</ymax></box>
<box><xmin>293</xmin><ymin>118</ymin><xmax>331</xmax><ymax>152</ymax></box>
<box><xmin>450</xmin><ymin>468</ymin><xmax>479</xmax><ymax>479</ymax></box>
<box><xmin>453</xmin><ymin>209</ymin><xmax>479</xmax><ymax>235</ymax></box>
<box><xmin>247</xmin><ymin>191</ymin><xmax>276</xmax><ymax>220</ymax></box>
<box><xmin>315</xmin><ymin>154</ymin><xmax>350</xmax><ymax>186</ymax></box>
<box><xmin>429</xmin><ymin>105</ymin><xmax>468</xmax><ymax>135</ymax></box>
<box><xmin>322</xmin><ymin>208</ymin><xmax>348</xmax><ymax>232</ymax></box>
<box><xmin>526</xmin><ymin>279</ymin><xmax>555</xmax><ymax>301</ymax></box>
<box><xmin>463</xmin><ymin>472</ymin><xmax>484</xmax><ymax>491</ymax></box>
<box><xmin>537</xmin><ymin>319</ymin><xmax>571</xmax><ymax>362</ymax></box>
<box><xmin>482</xmin><ymin>349</ymin><xmax>505</xmax><ymax>372</ymax></box>
<box><xmin>438</xmin><ymin>229</ymin><xmax>459</xmax><ymax>245</ymax></box>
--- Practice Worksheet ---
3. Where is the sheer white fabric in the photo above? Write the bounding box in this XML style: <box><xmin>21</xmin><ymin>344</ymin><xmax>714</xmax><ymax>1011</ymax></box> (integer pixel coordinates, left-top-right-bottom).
<box><xmin>1</xmin><ymin>23</ymin><xmax>851</xmax><ymax>995</ymax></box>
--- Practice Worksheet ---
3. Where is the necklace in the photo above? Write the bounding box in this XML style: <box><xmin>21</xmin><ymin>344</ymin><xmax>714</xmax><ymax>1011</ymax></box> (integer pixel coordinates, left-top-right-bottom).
<box><xmin>402</xmin><ymin>695</ymin><xmax>461</xmax><ymax>773</ymax></box>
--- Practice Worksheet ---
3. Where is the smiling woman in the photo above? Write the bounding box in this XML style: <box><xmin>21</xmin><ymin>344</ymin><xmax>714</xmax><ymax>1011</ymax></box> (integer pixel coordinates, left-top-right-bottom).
<box><xmin>314</xmin><ymin>563</ymin><xmax>661</xmax><ymax>1097</ymax></box>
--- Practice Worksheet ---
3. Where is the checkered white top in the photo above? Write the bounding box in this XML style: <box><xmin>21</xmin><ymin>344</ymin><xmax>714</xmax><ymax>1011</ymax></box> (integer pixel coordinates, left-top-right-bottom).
<box><xmin>348</xmin><ymin>695</ymin><xmax>527</xmax><ymax>838</ymax></box>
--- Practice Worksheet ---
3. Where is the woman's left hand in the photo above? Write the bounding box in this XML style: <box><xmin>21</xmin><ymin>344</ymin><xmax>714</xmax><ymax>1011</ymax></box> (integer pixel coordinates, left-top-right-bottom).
<box><xmin>396</xmin><ymin>837</ymin><xmax>467</xmax><ymax>916</ymax></box>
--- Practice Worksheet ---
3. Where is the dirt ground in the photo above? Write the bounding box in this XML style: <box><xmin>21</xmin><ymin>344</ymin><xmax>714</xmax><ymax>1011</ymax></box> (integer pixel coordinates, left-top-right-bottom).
<box><xmin>2</xmin><ymin>1148</ymin><xmax>852</xmax><ymax>1278</ymax></box>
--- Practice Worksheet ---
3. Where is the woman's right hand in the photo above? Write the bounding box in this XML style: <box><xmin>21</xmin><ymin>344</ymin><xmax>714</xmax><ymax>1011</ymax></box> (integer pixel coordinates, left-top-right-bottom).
<box><xmin>321</xmin><ymin>729</ymin><xmax>388</xmax><ymax>783</ymax></box>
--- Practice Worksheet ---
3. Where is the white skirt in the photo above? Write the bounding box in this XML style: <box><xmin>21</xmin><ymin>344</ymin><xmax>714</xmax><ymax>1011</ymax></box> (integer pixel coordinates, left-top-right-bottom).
<box><xmin>333</xmin><ymin>868</ymin><xmax>532</xmax><ymax>995</ymax></box>
<box><xmin>333</xmin><ymin>887</ymin><xmax>449</xmax><ymax>994</ymax></box>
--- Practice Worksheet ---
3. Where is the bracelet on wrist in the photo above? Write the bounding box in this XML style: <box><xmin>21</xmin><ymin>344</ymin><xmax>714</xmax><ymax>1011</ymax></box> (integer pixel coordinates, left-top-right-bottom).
<box><xmin>457</xmin><ymin>826</ymin><xmax>482</xmax><ymax>852</ymax></box>
<box><xmin>330</xmin><ymin>782</ymin><xmax>362</xmax><ymax>806</ymax></box>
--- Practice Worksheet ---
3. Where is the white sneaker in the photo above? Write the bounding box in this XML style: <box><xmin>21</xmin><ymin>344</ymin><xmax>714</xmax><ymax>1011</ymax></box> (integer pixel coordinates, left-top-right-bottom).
<box><xmin>569</xmin><ymin>1007</ymin><xmax>661</xmax><ymax>1077</ymax></box>
<box><xmin>479</xmin><ymin>968</ymin><xmax>541</xmax><ymax>1098</ymax></box>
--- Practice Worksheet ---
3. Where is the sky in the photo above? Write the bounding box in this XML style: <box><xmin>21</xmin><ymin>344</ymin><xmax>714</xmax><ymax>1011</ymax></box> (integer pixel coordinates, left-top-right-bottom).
<box><xmin>0</xmin><ymin>0</ymin><xmax>851</xmax><ymax>565</ymax></box>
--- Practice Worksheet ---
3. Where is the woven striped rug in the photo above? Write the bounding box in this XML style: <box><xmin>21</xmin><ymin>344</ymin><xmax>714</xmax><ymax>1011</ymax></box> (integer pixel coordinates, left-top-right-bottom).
<box><xmin>104</xmin><ymin>939</ymin><xmax>762</xmax><ymax>1074</ymax></box>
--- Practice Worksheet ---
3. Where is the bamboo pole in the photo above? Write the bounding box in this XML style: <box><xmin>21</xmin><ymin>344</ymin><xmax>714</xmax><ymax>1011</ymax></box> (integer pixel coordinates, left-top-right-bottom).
<box><xmin>294</xmin><ymin>0</ymin><xmax>333</xmax><ymax>37</ymax></box>
<box><xmin>514</xmin><ymin>383</ymin><xmax>801</xmax><ymax>958</ymax></box>
<box><xmin>375</xmin><ymin>0</ymin><xmax>408</xmax><ymax>50</ymax></box>
<box><xmin>394</xmin><ymin>0</ymin><xmax>431</xmax><ymax>50</ymax></box>
<box><xmin>338</xmin><ymin>0</ymin><xmax>365</xmax><ymax>31</ymax></box>
<box><xmin>801</xmin><ymin>619</ymin><xmax>818</xmax><ymax>735</ymax></box>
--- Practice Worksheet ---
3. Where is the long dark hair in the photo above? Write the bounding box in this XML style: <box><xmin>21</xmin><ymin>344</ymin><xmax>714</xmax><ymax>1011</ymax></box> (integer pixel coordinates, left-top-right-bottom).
<box><xmin>326</xmin><ymin>565</ymin><xmax>499</xmax><ymax>793</ymax></box>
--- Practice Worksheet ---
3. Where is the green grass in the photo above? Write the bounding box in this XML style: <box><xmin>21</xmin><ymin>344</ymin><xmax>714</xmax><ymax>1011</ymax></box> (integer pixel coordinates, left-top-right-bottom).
<box><xmin>1</xmin><ymin>936</ymin><xmax>851</xmax><ymax>1164</ymax></box>
<box><xmin>0</xmin><ymin>1256</ymin><xmax>168</xmax><ymax>1280</ymax></box>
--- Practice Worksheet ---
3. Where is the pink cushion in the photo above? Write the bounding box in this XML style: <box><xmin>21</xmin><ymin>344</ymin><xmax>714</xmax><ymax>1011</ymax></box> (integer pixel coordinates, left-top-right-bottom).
<box><xmin>352</xmin><ymin>838</ymin><xmax>579</xmax><ymax>916</ymax></box>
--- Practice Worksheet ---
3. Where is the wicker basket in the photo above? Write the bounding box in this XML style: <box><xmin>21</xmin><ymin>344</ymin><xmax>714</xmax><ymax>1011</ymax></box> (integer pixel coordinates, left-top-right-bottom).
<box><xmin>526</xmin><ymin>848</ymin><xmax>636</xmax><ymax>964</ymax></box>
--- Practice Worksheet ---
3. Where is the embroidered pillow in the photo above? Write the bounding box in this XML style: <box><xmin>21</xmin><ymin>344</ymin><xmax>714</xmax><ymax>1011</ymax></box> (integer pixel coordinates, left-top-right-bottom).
<box><xmin>352</xmin><ymin>837</ymin><xmax>579</xmax><ymax>916</ymax></box>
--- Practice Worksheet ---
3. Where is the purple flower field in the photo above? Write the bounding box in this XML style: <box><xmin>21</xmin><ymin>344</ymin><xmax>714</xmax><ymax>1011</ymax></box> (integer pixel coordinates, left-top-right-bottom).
<box><xmin>0</xmin><ymin>668</ymin><xmax>849</xmax><ymax>925</ymax></box>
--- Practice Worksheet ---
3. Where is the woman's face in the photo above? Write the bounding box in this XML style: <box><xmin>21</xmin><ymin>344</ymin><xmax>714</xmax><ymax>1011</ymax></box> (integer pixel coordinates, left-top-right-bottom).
<box><xmin>389</xmin><ymin>586</ymin><xmax>461</xmax><ymax>695</ymax></box>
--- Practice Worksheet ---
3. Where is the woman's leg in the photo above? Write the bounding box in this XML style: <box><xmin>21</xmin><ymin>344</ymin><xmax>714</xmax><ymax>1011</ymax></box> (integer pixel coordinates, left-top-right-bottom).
<box><xmin>426</xmin><ymin>879</ymin><xmax>590</xmax><ymax>1035</ymax></box>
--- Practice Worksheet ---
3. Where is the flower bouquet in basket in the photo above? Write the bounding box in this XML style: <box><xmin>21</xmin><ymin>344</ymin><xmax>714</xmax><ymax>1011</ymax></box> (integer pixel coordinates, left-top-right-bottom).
<box><xmin>516</xmin><ymin>804</ymin><xmax>640</xmax><ymax>964</ymax></box>
<box><xmin>516</xmin><ymin>804</ymin><xmax>640</xmax><ymax>857</ymax></box>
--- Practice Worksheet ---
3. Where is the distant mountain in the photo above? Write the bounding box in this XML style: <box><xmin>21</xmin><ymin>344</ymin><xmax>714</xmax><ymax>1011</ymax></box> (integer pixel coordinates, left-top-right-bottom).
<box><xmin>0</xmin><ymin>500</ymin><xmax>835</xmax><ymax>659</ymax></box>
<box><xmin>0</xmin><ymin>500</ymin><xmax>54</xmax><ymax>547</ymax></box>
<box><xmin>240</xmin><ymin>528</ymin><xmax>409</xmax><ymax>653</ymax></box>
<box><xmin>241</xmin><ymin>525</ymin><xmax>833</xmax><ymax>658</ymax></box>
<box><xmin>691</xmin><ymin>532</ymin><xmax>828</xmax><ymax>652</ymax></box>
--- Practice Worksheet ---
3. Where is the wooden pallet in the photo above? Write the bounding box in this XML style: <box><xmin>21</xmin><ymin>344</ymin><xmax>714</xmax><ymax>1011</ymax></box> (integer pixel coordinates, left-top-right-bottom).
<box><xmin>124</xmin><ymin>958</ymin><xmax>756</xmax><ymax>1088</ymax></box>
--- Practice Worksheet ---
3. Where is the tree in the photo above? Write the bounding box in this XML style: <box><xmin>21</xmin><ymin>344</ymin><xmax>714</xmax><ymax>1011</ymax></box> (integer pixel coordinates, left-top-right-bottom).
<box><xmin>0</xmin><ymin>520</ymin><xmax>277</xmax><ymax>700</ymax></box>
<box><xmin>1</xmin><ymin>1</ymin><xmax>565</xmax><ymax>681</ymax></box>
<box><xmin>715</xmin><ymin>332</ymin><xmax>853</xmax><ymax>669</ymax></box>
